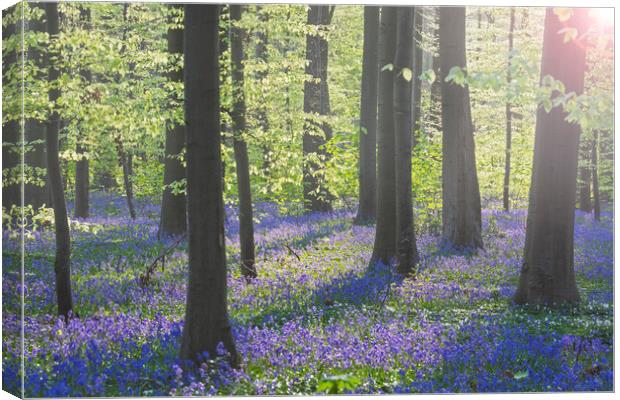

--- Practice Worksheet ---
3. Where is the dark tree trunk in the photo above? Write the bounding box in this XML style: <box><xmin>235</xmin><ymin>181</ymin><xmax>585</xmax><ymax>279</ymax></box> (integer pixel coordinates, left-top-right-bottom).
<box><xmin>230</xmin><ymin>5</ymin><xmax>257</xmax><ymax>279</ymax></box>
<box><xmin>394</xmin><ymin>7</ymin><xmax>419</xmax><ymax>275</ymax></box>
<box><xmin>514</xmin><ymin>8</ymin><xmax>589</xmax><ymax>306</ymax></box>
<box><xmin>45</xmin><ymin>2</ymin><xmax>75</xmax><ymax>319</ymax></box>
<box><xmin>439</xmin><ymin>6</ymin><xmax>483</xmax><ymax>250</ymax></box>
<box><xmin>592</xmin><ymin>130</ymin><xmax>601</xmax><ymax>221</ymax></box>
<box><xmin>74</xmin><ymin>6</ymin><xmax>91</xmax><ymax>219</ymax></box>
<box><xmin>2</xmin><ymin>13</ymin><xmax>20</xmax><ymax>211</ymax></box>
<box><xmin>578</xmin><ymin>142</ymin><xmax>592</xmax><ymax>212</ymax></box>
<box><xmin>503</xmin><ymin>7</ymin><xmax>515</xmax><ymax>212</ymax></box>
<box><xmin>355</xmin><ymin>6</ymin><xmax>379</xmax><ymax>225</ymax></box>
<box><xmin>412</xmin><ymin>7</ymin><xmax>423</xmax><ymax>142</ymax></box>
<box><xmin>429</xmin><ymin>8</ymin><xmax>442</xmax><ymax>132</ymax></box>
<box><xmin>255</xmin><ymin>6</ymin><xmax>271</xmax><ymax>176</ymax></box>
<box><xmin>370</xmin><ymin>7</ymin><xmax>397</xmax><ymax>265</ymax></box>
<box><xmin>303</xmin><ymin>5</ymin><xmax>334</xmax><ymax>213</ymax></box>
<box><xmin>159</xmin><ymin>4</ymin><xmax>187</xmax><ymax>238</ymax></box>
<box><xmin>116</xmin><ymin>139</ymin><xmax>136</xmax><ymax>220</ymax></box>
<box><xmin>180</xmin><ymin>4</ymin><xmax>238</xmax><ymax>367</ymax></box>
<box><xmin>24</xmin><ymin>4</ymin><xmax>48</xmax><ymax>209</ymax></box>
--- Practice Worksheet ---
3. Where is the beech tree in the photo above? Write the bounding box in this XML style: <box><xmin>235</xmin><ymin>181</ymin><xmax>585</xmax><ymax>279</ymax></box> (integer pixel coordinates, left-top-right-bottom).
<box><xmin>354</xmin><ymin>6</ymin><xmax>379</xmax><ymax>224</ymax></box>
<box><xmin>159</xmin><ymin>4</ymin><xmax>187</xmax><ymax>237</ymax></box>
<box><xmin>46</xmin><ymin>2</ymin><xmax>75</xmax><ymax>319</ymax></box>
<box><xmin>370</xmin><ymin>6</ymin><xmax>397</xmax><ymax>265</ymax></box>
<box><xmin>439</xmin><ymin>6</ymin><xmax>483</xmax><ymax>250</ymax></box>
<box><xmin>180</xmin><ymin>4</ymin><xmax>238</xmax><ymax>366</ymax></box>
<box><xmin>514</xmin><ymin>8</ymin><xmax>589</xmax><ymax>305</ymax></box>
<box><xmin>394</xmin><ymin>7</ymin><xmax>418</xmax><ymax>274</ymax></box>
<box><xmin>302</xmin><ymin>5</ymin><xmax>335</xmax><ymax>213</ymax></box>
<box><xmin>230</xmin><ymin>5</ymin><xmax>257</xmax><ymax>279</ymax></box>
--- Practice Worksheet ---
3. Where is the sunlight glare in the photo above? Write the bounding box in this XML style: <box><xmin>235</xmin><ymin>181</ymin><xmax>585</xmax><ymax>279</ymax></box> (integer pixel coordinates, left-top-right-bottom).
<box><xmin>589</xmin><ymin>8</ymin><xmax>614</xmax><ymax>28</ymax></box>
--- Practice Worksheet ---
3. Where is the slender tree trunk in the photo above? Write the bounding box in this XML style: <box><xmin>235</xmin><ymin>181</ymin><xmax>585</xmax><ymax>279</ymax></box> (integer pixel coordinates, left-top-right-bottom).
<box><xmin>355</xmin><ymin>6</ymin><xmax>379</xmax><ymax>224</ymax></box>
<box><xmin>592</xmin><ymin>130</ymin><xmax>601</xmax><ymax>221</ymax></box>
<box><xmin>24</xmin><ymin>4</ymin><xmax>48</xmax><ymax>209</ymax></box>
<box><xmin>303</xmin><ymin>5</ymin><xmax>334</xmax><ymax>213</ymax></box>
<box><xmin>439</xmin><ymin>6</ymin><xmax>483</xmax><ymax>250</ymax></box>
<box><xmin>430</xmin><ymin>8</ymin><xmax>442</xmax><ymax>133</ymax></box>
<box><xmin>503</xmin><ymin>7</ymin><xmax>515</xmax><ymax>212</ymax></box>
<box><xmin>74</xmin><ymin>6</ymin><xmax>91</xmax><ymax>219</ymax></box>
<box><xmin>578</xmin><ymin>142</ymin><xmax>592</xmax><ymax>212</ymax></box>
<box><xmin>255</xmin><ymin>6</ymin><xmax>271</xmax><ymax>176</ymax></box>
<box><xmin>230</xmin><ymin>5</ymin><xmax>257</xmax><ymax>279</ymax></box>
<box><xmin>394</xmin><ymin>7</ymin><xmax>419</xmax><ymax>275</ymax></box>
<box><xmin>412</xmin><ymin>7</ymin><xmax>423</xmax><ymax>142</ymax></box>
<box><xmin>370</xmin><ymin>7</ymin><xmax>397</xmax><ymax>265</ymax></box>
<box><xmin>159</xmin><ymin>4</ymin><xmax>187</xmax><ymax>237</ymax></box>
<box><xmin>45</xmin><ymin>2</ymin><xmax>75</xmax><ymax>319</ymax></box>
<box><xmin>2</xmin><ymin>13</ymin><xmax>20</xmax><ymax>211</ymax></box>
<box><xmin>514</xmin><ymin>8</ymin><xmax>589</xmax><ymax>306</ymax></box>
<box><xmin>180</xmin><ymin>4</ymin><xmax>238</xmax><ymax>367</ymax></box>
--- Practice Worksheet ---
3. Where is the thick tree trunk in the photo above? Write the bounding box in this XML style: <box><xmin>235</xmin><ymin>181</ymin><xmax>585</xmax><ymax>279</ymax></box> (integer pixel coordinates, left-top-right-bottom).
<box><xmin>355</xmin><ymin>6</ymin><xmax>379</xmax><ymax>225</ymax></box>
<box><xmin>412</xmin><ymin>7</ymin><xmax>423</xmax><ymax>142</ymax></box>
<box><xmin>439</xmin><ymin>6</ymin><xmax>483</xmax><ymax>250</ymax></box>
<box><xmin>592</xmin><ymin>130</ymin><xmax>601</xmax><ymax>221</ymax></box>
<box><xmin>24</xmin><ymin>3</ymin><xmax>48</xmax><ymax>210</ymax></box>
<box><xmin>45</xmin><ymin>2</ymin><xmax>75</xmax><ymax>319</ymax></box>
<box><xmin>578</xmin><ymin>144</ymin><xmax>592</xmax><ymax>212</ymax></box>
<box><xmin>230</xmin><ymin>5</ymin><xmax>257</xmax><ymax>279</ymax></box>
<box><xmin>370</xmin><ymin>7</ymin><xmax>397</xmax><ymax>265</ymax></box>
<box><xmin>394</xmin><ymin>7</ymin><xmax>419</xmax><ymax>275</ymax></box>
<box><xmin>180</xmin><ymin>4</ymin><xmax>238</xmax><ymax>367</ymax></box>
<box><xmin>514</xmin><ymin>8</ymin><xmax>588</xmax><ymax>306</ymax></box>
<box><xmin>159</xmin><ymin>4</ymin><xmax>187</xmax><ymax>237</ymax></box>
<box><xmin>2</xmin><ymin>14</ymin><xmax>20</xmax><ymax>211</ymax></box>
<box><xmin>503</xmin><ymin>7</ymin><xmax>515</xmax><ymax>212</ymax></box>
<box><xmin>303</xmin><ymin>5</ymin><xmax>334</xmax><ymax>213</ymax></box>
<box><xmin>74</xmin><ymin>6</ymin><xmax>91</xmax><ymax>219</ymax></box>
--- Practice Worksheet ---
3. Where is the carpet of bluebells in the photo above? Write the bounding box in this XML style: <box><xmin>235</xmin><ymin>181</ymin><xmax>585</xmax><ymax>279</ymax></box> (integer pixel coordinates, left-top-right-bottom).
<box><xmin>2</xmin><ymin>193</ymin><xmax>613</xmax><ymax>396</ymax></box>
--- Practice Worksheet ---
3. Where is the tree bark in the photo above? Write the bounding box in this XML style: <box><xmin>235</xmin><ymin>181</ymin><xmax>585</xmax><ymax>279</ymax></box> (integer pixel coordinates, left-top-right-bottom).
<box><xmin>592</xmin><ymin>130</ymin><xmax>601</xmax><ymax>221</ymax></box>
<box><xmin>45</xmin><ymin>2</ymin><xmax>75</xmax><ymax>319</ymax></box>
<box><xmin>255</xmin><ymin>6</ymin><xmax>271</xmax><ymax>176</ymax></box>
<box><xmin>578</xmin><ymin>142</ymin><xmax>592</xmax><ymax>212</ymax></box>
<box><xmin>394</xmin><ymin>7</ymin><xmax>419</xmax><ymax>275</ymax></box>
<box><xmin>429</xmin><ymin>8</ymin><xmax>442</xmax><ymax>133</ymax></box>
<box><xmin>24</xmin><ymin>4</ymin><xmax>48</xmax><ymax>210</ymax></box>
<box><xmin>74</xmin><ymin>6</ymin><xmax>91</xmax><ymax>219</ymax></box>
<box><xmin>514</xmin><ymin>8</ymin><xmax>589</xmax><ymax>306</ymax></box>
<box><xmin>412</xmin><ymin>7</ymin><xmax>423</xmax><ymax>143</ymax></box>
<box><xmin>159</xmin><ymin>4</ymin><xmax>187</xmax><ymax>237</ymax></box>
<box><xmin>303</xmin><ymin>5</ymin><xmax>334</xmax><ymax>213</ymax></box>
<box><xmin>230</xmin><ymin>5</ymin><xmax>257</xmax><ymax>279</ymax></box>
<box><xmin>180</xmin><ymin>4</ymin><xmax>238</xmax><ymax>367</ymax></box>
<box><xmin>355</xmin><ymin>6</ymin><xmax>379</xmax><ymax>225</ymax></box>
<box><xmin>439</xmin><ymin>6</ymin><xmax>483</xmax><ymax>250</ymax></box>
<box><xmin>503</xmin><ymin>7</ymin><xmax>515</xmax><ymax>212</ymax></box>
<box><xmin>370</xmin><ymin>7</ymin><xmax>397</xmax><ymax>265</ymax></box>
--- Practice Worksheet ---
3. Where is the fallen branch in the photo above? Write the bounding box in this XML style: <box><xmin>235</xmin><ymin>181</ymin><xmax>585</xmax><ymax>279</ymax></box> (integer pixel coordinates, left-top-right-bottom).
<box><xmin>284</xmin><ymin>243</ymin><xmax>301</xmax><ymax>261</ymax></box>
<box><xmin>139</xmin><ymin>233</ymin><xmax>187</xmax><ymax>288</ymax></box>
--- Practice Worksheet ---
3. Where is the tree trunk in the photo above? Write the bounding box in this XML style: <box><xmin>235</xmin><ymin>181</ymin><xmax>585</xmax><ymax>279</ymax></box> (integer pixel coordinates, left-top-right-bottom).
<box><xmin>394</xmin><ymin>7</ymin><xmax>419</xmax><ymax>275</ymax></box>
<box><xmin>74</xmin><ymin>6</ymin><xmax>91</xmax><ymax>219</ymax></box>
<box><xmin>514</xmin><ymin>8</ymin><xmax>589</xmax><ymax>306</ymax></box>
<box><xmin>578</xmin><ymin>142</ymin><xmax>592</xmax><ymax>212</ymax></box>
<box><xmin>45</xmin><ymin>2</ymin><xmax>75</xmax><ymax>319</ymax></box>
<box><xmin>230</xmin><ymin>5</ymin><xmax>257</xmax><ymax>279</ymax></box>
<box><xmin>439</xmin><ymin>6</ymin><xmax>483</xmax><ymax>250</ymax></box>
<box><xmin>159</xmin><ymin>4</ymin><xmax>187</xmax><ymax>237</ymax></box>
<box><xmin>503</xmin><ymin>7</ymin><xmax>515</xmax><ymax>212</ymax></box>
<box><xmin>592</xmin><ymin>130</ymin><xmax>601</xmax><ymax>221</ymax></box>
<box><xmin>2</xmin><ymin>12</ymin><xmax>20</xmax><ymax>211</ymax></box>
<box><xmin>412</xmin><ymin>7</ymin><xmax>423</xmax><ymax>143</ymax></box>
<box><xmin>355</xmin><ymin>6</ymin><xmax>379</xmax><ymax>224</ymax></box>
<box><xmin>302</xmin><ymin>5</ymin><xmax>334</xmax><ymax>213</ymax></box>
<box><xmin>429</xmin><ymin>8</ymin><xmax>442</xmax><ymax>133</ymax></box>
<box><xmin>180</xmin><ymin>4</ymin><xmax>238</xmax><ymax>367</ymax></box>
<box><xmin>24</xmin><ymin>3</ymin><xmax>48</xmax><ymax>210</ymax></box>
<box><xmin>255</xmin><ymin>6</ymin><xmax>271</xmax><ymax>176</ymax></box>
<box><xmin>370</xmin><ymin>7</ymin><xmax>397</xmax><ymax>265</ymax></box>
<box><xmin>116</xmin><ymin>139</ymin><xmax>136</xmax><ymax>220</ymax></box>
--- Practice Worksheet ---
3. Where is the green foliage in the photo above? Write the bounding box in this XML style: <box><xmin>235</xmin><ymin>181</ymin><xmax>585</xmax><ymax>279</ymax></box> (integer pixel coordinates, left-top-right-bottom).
<box><xmin>317</xmin><ymin>373</ymin><xmax>362</xmax><ymax>394</ymax></box>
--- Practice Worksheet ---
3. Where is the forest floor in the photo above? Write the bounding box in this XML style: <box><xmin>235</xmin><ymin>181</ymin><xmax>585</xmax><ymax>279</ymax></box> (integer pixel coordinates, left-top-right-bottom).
<box><xmin>2</xmin><ymin>193</ymin><xmax>613</xmax><ymax>396</ymax></box>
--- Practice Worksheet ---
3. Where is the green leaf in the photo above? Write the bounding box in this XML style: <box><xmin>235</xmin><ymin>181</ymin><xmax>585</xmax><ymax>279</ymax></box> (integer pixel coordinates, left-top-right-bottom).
<box><xmin>381</xmin><ymin>63</ymin><xmax>394</xmax><ymax>72</ymax></box>
<box><xmin>420</xmin><ymin>69</ymin><xmax>436</xmax><ymax>84</ymax></box>
<box><xmin>553</xmin><ymin>8</ymin><xmax>573</xmax><ymax>22</ymax></box>
<box><xmin>401</xmin><ymin>67</ymin><xmax>412</xmax><ymax>82</ymax></box>
<box><xmin>558</xmin><ymin>27</ymin><xmax>578</xmax><ymax>43</ymax></box>
<box><xmin>514</xmin><ymin>370</ymin><xmax>529</xmax><ymax>380</ymax></box>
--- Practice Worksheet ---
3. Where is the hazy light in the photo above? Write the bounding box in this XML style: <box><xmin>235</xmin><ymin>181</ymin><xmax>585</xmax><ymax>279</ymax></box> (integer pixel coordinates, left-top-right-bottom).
<box><xmin>589</xmin><ymin>8</ymin><xmax>614</xmax><ymax>28</ymax></box>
